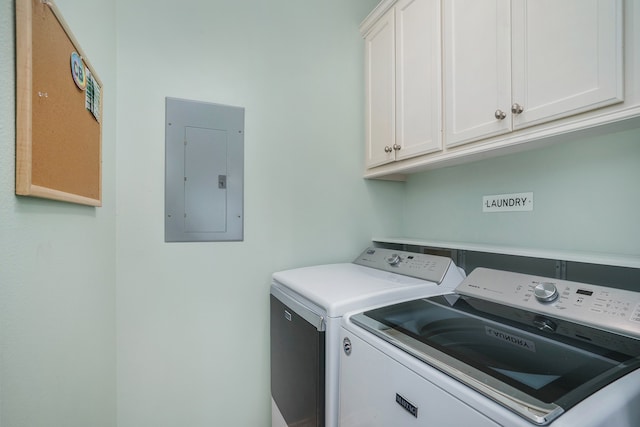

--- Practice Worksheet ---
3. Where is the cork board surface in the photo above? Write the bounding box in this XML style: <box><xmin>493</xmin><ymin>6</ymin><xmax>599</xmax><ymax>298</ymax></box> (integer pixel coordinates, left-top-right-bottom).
<box><xmin>16</xmin><ymin>0</ymin><xmax>102</xmax><ymax>206</ymax></box>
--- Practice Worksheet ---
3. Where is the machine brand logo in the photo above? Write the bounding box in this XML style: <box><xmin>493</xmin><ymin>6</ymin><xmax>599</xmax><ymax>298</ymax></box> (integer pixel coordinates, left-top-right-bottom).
<box><xmin>395</xmin><ymin>393</ymin><xmax>418</xmax><ymax>418</ymax></box>
<box><xmin>485</xmin><ymin>326</ymin><xmax>537</xmax><ymax>352</ymax></box>
<box><xmin>343</xmin><ymin>337</ymin><xmax>352</xmax><ymax>356</ymax></box>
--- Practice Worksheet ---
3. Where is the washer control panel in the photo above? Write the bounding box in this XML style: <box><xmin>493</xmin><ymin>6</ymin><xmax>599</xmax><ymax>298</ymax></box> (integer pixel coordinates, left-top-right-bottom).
<box><xmin>456</xmin><ymin>267</ymin><xmax>640</xmax><ymax>339</ymax></box>
<box><xmin>353</xmin><ymin>247</ymin><xmax>452</xmax><ymax>284</ymax></box>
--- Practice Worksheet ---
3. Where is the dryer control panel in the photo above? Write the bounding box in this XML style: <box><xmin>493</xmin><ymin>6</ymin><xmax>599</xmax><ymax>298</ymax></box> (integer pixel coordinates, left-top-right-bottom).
<box><xmin>353</xmin><ymin>247</ymin><xmax>452</xmax><ymax>284</ymax></box>
<box><xmin>456</xmin><ymin>267</ymin><xmax>640</xmax><ymax>339</ymax></box>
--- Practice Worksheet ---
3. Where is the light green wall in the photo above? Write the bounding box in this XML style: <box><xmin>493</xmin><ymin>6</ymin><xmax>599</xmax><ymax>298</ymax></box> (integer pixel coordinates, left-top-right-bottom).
<box><xmin>114</xmin><ymin>1</ymin><xmax>395</xmax><ymax>426</ymax></box>
<box><xmin>8</xmin><ymin>1</ymin><xmax>635</xmax><ymax>427</ymax></box>
<box><xmin>0</xmin><ymin>0</ymin><xmax>117</xmax><ymax>426</ymax></box>
<box><xmin>403</xmin><ymin>126</ymin><xmax>640</xmax><ymax>258</ymax></box>
<box><xmin>2</xmin><ymin>1</ymin><xmax>396</xmax><ymax>426</ymax></box>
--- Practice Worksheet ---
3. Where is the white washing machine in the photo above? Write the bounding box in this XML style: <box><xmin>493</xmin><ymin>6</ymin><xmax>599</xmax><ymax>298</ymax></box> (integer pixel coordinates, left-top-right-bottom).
<box><xmin>270</xmin><ymin>247</ymin><xmax>466</xmax><ymax>427</ymax></box>
<box><xmin>339</xmin><ymin>267</ymin><xmax>640</xmax><ymax>426</ymax></box>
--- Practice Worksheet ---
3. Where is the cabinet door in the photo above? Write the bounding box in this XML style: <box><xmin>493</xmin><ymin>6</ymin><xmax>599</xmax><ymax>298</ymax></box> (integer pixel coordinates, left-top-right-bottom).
<box><xmin>365</xmin><ymin>8</ymin><xmax>396</xmax><ymax>168</ymax></box>
<box><xmin>395</xmin><ymin>0</ymin><xmax>442</xmax><ymax>159</ymax></box>
<box><xmin>443</xmin><ymin>0</ymin><xmax>512</xmax><ymax>147</ymax></box>
<box><xmin>511</xmin><ymin>0</ymin><xmax>623</xmax><ymax>130</ymax></box>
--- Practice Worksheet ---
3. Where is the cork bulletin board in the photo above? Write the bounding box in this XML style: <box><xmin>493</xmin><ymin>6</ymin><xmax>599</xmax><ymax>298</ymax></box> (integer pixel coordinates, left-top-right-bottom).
<box><xmin>16</xmin><ymin>0</ymin><xmax>103</xmax><ymax>206</ymax></box>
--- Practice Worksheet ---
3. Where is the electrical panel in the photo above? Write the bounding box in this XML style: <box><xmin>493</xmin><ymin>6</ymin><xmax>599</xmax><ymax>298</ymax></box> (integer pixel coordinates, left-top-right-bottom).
<box><xmin>165</xmin><ymin>97</ymin><xmax>244</xmax><ymax>242</ymax></box>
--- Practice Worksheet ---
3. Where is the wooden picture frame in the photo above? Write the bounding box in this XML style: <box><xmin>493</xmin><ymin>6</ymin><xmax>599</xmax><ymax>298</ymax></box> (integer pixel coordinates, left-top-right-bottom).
<box><xmin>16</xmin><ymin>0</ymin><xmax>103</xmax><ymax>206</ymax></box>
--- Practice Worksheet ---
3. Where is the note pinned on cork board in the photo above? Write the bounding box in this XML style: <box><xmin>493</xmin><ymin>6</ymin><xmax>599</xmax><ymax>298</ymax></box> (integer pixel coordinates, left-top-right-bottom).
<box><xmin>16</xmin><ymin>0</ymin><xmax>103</xmax><ymax>206</ymax></box>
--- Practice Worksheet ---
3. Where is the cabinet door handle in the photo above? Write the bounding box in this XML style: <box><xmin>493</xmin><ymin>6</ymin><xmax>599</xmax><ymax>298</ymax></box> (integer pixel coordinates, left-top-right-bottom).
<box><xmin>511</xmin><ymin>103</ymin><xmax>524</xmax><ymax>115</ymax></box>
<box><xmin>393</xmin><ymin>144</ymin><xmax>401</xmax><ymax>151</ymax></box>
<box><xmin>494</xmin><ymin>109</ymin><xmax>507</xmax><ymax>120</ymax></box>
<box><xmin>384</xmin><ymin>146</ymin><xmax>393</xmax><ymax>153</ymax></box>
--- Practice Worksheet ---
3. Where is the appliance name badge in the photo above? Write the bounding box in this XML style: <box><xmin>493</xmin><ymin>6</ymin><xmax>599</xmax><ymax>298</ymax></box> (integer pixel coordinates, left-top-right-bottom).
<box><xmin>486</xmin><ymin>326</ymin><xmax>537</xmax><ymax>352</ymax></box>
<box><xmin>395</xmin><ymin>393</ymin><xmax>418</xmax><ymax>418</ymax></box>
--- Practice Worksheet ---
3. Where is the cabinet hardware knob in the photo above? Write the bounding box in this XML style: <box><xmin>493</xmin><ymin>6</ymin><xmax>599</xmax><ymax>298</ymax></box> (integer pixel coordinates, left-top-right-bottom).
<box><xmin>494</xmin><ymin>109</ymin><xmax>506</xmax><ymax>120</ymax></box>
<box><xmin>511</xmin><ymin>103</ymin><xmax>524</xmax><ymax>115</ymax></box>
<box><xmin>393</xmin><ymin>144</ymin><xmax>401</xmax><ymax>151</ymax></box>
<box><xmin>384</xmin><ymin>146</ymin><xmax>393</xmax><ymax>153</ymax></box>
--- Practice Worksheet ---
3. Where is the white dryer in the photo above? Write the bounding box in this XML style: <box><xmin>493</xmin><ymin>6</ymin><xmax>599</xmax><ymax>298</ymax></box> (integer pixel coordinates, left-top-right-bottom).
<box><xmin>339</xmin><ymin>267</ymin><xmax>640</xmax><ymax>426</ymax></box>
<box><xmin>270</xmin><ymin>247</ymin><xmax>466</xmax><ymax>427</ymax></box>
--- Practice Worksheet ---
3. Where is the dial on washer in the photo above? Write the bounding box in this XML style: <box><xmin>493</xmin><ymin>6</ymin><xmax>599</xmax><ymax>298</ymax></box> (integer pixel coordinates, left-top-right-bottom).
<box><xmin>386</xmin><ymin>254</ymin><xmax>401</xmax><ymax>266</ymax></box>
<box><xmin>534</xmin><ymin>282</ymin><xmax>559</xmax><ymax>303</ymax></box>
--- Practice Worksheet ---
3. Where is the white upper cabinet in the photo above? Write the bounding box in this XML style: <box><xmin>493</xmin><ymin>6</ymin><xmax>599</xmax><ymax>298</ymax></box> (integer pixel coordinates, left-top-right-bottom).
<box><xmin>444</xmin><ymin>0</ymin><xmax>512</xmax><ymax>147</ymax></box>
<box><xmin>363</xmin><ymin>0</ymin><xmax>442</xmax><ymax>169</ymax></box>
<box><xmin>395</xmin><ymin>0</ymin><xmax>442</xmax><ymax>161</ymax></box>
<box><xmin>511</xmin><ymin>0</ymin><xmax>623</xmax><ymax>129</ymax></box>
<box><xmin>364</xmin><ymin>9</ymin><xmax>395</xmax><ymax>168</ymax></box>
<box><xmin>444</xmin><ymin>0</ymin><xmax>623</xmax><ymax>148</ymax></box>
<box><xmin>363</xmin><ymin>0</ymin><xmax>635</xmax><ymax>179</ymax></box>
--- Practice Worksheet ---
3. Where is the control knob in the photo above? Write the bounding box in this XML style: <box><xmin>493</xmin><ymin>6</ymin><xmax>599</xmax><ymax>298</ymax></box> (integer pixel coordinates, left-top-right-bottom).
<box><xmin>386</xmin><ymin>254</ymin><xmax>402</xmax><ymax>266</ymax></box>
<box><xmin>534</xmin><ymin>282</ymin><xmax>559</xmax><ymax>303</ymax></box>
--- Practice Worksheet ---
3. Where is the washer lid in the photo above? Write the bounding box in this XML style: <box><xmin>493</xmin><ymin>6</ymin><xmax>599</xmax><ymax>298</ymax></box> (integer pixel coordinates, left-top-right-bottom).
<box><xmin>272</xmin><ymin>262</ymin><xmax>463</xmax><ymax>318</ymax></box>
<box><xmin>351</xmin><ymin>293</ymin><xmax>640</xmax><ymax>425</ymax></box>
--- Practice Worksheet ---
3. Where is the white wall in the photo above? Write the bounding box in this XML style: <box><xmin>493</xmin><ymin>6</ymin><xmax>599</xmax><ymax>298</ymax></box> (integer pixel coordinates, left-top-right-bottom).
<box><xmin>0</xmin><ymin>0</ymin><xmax>117</xmax><ymax>426</ymax></box>
<box><xmin>402</xmin><ymin>126</ymin><xmax>640</xmax><ymax>259</ymax></box>
<box><xmin>114</xmin><ymin>1</ymin><xmax>397</xmax><ymax>426</ymax></box>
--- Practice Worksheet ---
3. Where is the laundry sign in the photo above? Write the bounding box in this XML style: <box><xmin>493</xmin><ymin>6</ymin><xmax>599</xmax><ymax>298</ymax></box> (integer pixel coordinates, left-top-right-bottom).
<box><xmin>483</xmin><ymin>192</ymin><xmax>534</xmax><ymax>213</ymax></box>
